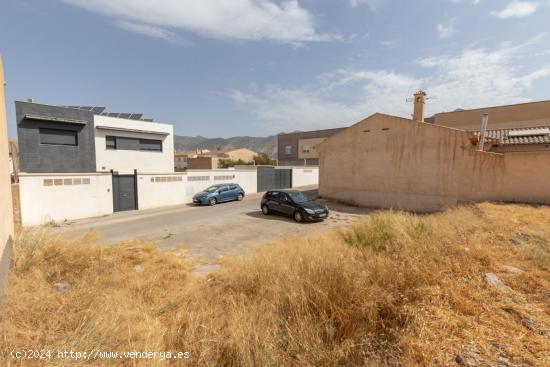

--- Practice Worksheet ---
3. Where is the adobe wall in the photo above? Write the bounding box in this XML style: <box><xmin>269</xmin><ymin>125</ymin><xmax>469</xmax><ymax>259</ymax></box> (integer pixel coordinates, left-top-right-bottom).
<box><xmin>319</xmin><ymin>114</ymin><xmax>550</xmax><ymax>212</ymax></box>
<box><xmin>0</xmin><ymin>55</ymin><xmax>14</xmax><ymax>296</ymax></box>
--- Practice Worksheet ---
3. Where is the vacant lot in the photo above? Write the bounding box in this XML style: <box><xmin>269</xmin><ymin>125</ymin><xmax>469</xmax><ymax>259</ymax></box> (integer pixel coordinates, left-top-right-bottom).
<box><xmin>1</xmin><ymin>203</ymin><xmax>549</xmax><ymax>366</ymax></box>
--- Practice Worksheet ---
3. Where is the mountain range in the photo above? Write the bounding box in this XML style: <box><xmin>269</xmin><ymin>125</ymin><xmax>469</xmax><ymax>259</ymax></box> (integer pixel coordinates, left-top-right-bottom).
<box><xmin>174</xmin><ymin>135</ymin><xmax>278</xmax><ymax>157</ymax></box>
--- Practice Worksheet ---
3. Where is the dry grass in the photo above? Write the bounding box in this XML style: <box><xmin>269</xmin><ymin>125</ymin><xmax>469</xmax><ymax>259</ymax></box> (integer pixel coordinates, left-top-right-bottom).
<box><xmin>1</xmin><ymin>203</ymin><xmax>549</xmax><ymax>366</ymax></box>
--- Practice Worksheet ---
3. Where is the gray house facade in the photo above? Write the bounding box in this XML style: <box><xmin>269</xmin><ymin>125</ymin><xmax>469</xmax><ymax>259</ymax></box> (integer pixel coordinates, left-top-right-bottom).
<box><xmin>277</xmin><ymin>127</ymin><xmax>345</xmax><ymax>166</ymax></box>
<box><xmin>16</xmin><ymin>101</ymin><xmax>97</xmax><ymax>173</ymax></box>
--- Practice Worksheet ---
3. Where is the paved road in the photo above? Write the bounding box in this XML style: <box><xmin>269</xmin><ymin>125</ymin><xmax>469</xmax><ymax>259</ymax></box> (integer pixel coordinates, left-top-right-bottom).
<box><xmin>55</xmin><ymin>187</ymin><xmax>372</xmax><ymax>263</ymax></box>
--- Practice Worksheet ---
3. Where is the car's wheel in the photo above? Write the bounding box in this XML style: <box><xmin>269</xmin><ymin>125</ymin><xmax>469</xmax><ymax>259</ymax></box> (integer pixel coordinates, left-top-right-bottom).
<box><xmin>261</xmin><ymin>205</ymin><xmax>270</xmax><ymax>215</ymax></box>
<box><xmin>294</xmin><ymin>211</ymin><xmax>303</xmax><ymax>223</ymax></box>
<box><xmin>209</xmin><ymin>198</ymin><xmax>217</xmax><ymax>206</ymax></box>
<box><xmin>236</xmin><ymin>193</ymin><xmax>244</xmax><ymax>201</ymax></box>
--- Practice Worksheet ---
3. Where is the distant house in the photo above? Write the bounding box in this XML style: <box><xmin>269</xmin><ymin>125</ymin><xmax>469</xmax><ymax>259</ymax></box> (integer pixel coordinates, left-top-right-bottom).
<box><xmin>174</xmin><ymin>149</ymin><xmax>210</xmax><ymax>169</ymax></box>
<box><xmin>176</xmin><ymin>147</ymin><xmax>258</xmax><ymax>169</ymax></box>
<box><xmin>187</xmin><ymin>156</ymin><xmax>220</xmax><ymax>170</ymax></box>
<box><xmin>277</xmin><ymin>128</ymin><xmax>345</xmax><ymax>166</ymax></box>
<box><xmin>430</xmin><ymin>100</ymin><xmax>550</xmax><ymax>131</ymax></box>
<box><xmin>476</xmin><ymin>126</ymin><xmax>550</xmax><ymax>153</ymax></box>
<box><xmin>15</xmin><ymin>101</ymin><xmax>174</xmax><ymax>174</ymax></box>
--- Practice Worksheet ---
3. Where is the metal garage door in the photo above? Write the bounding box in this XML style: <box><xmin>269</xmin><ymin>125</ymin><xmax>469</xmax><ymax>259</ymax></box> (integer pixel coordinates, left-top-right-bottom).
<box><xmin>112</xmin><ymin>174</ymin><xmax>137</xmax><ymax>212</ymax></box>
<box><xmin>275</xmin><ymin>168</ymin><xmax>292</xmax><ymax>189</ymax></box>
<box><xmin>257</xmin><ymin>166</ymin><xmax>292</xmax><ymax>192</ymax></box>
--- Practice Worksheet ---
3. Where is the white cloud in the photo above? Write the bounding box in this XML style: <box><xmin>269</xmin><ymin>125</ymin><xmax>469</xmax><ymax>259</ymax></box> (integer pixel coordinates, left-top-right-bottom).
<box><xmin>117</xmin><ymin>21</ymin><xmax>189</xmax><ymax>45</ymax></box>
<box><xmin>233</xmin><ymin>38</ymin><xmax>550</xmax><ymax>132</ymax></box>
<box><xmin>490</xmin><ymin>1</ymin><xmax>539</xmax><ymax>18</ymax></box>
<box><xmin>61</xmin><ymin>0</ymin><xmax>329</xmax><ymax>44</ymax></box>
<box><xmin>451</xmin><ymin>0</ymin><xmax>482</xmax><ymax>4</ymax></box>
<box><xmin>349</xmin><ymin>0</ymin><xmax>389</xmax><ymax>10</ymax></box>
<box><xmin>436</xmin><ymin>18</ymin><xmax>457</xmax><ymax>39</ymax></box>
<box><xmin>232</xmin><ymin>70</ymin><xmax>420</xmax><ymax>132</ymax></box>
<box><xmin>380</xmin><ymin>39</ymin><xmax>399</xmax><ymax>47</ymax></box>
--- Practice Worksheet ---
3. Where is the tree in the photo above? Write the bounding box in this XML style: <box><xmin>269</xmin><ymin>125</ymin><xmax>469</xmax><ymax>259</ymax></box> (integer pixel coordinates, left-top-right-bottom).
<box><xmin>218</xmin><ymin>158</ymin><xmax>250</xmax><ymax>168</ymax></box>
<box><xmin>253</xmin><ymin>153</ymin><xmax>276</xmax><ymax>166</ymax></box>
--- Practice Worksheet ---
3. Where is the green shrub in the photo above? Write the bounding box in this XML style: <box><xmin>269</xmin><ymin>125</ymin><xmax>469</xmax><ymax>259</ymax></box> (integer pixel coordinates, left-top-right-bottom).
<box><xmin>342</xmin><ymin>215</ymin><xmax>395</xmax><ymax>252</ymax></box>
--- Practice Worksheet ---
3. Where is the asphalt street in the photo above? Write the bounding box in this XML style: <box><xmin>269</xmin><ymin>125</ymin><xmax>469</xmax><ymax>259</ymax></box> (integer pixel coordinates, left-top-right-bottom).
<box><xmin>55</xmin><ymin>187</ymin><xmax>371</xmax><ymax>262</ymax></box>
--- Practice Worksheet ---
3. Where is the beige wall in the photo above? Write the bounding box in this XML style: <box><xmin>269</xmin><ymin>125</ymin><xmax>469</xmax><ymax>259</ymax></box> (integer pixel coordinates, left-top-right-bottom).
<box><xmin>298</xmin><ymin>137</ymin><xmax>326</xmax><ymax>159</ymax></box>
<box><xmin>224</xmin><ymin>148</ymin><xmax>257</xmax><ymax>162</ymax></box>
<box><xmin>0</xmin><ymin>55</ymin><xmax>14</xmax><ymax>292</ymax></box>
<box><xmin>187</xmin><ymin>157</ymin><xmax>218</xmax><ymax>169</ymax></box>
<box><xmin>433</xmin><ymin>100</ymin><xmax>550</xmax><ymax>131</ymax></box>
<box><xmin>319</xmin><ymin>113</ymin><xmax>550</xmax><ymax>212</ymax></box>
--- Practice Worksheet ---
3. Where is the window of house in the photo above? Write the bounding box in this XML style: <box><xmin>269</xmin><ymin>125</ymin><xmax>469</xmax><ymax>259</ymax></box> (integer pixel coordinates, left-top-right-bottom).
<box><xmin>39</xmin><ymin>128</ymin><xmax>78</xmax><ymax>146</ymax></box>
<box><xmin>105</xmin><ymin>136</ymin><xmax>162</xmax><ymax>152</ymax></box>
<box><xmin>285</xmin><ymin>145</ymin><xmax>292</xmax><ymax>155</ymax></box>
<box><xmin>139</xmin><ymin>139</ymin><xmax>162</xmax><ymax>152</ymax></box>
<box><xmin>106</xmin><ymin>136</ymin><xmax>116</xmax><ymax>150</ymax></box>
<box><xmin>302</xmin><ymin>146</ymin><xmax>311</xmax><ymax>154</ymax></box>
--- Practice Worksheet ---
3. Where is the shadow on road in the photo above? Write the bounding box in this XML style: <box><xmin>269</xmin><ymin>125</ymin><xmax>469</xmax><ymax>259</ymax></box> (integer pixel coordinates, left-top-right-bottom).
<box><xmin>245</xmin><ymin>211</ymin><xmax>317</xmax><ymax>224</ymax></box>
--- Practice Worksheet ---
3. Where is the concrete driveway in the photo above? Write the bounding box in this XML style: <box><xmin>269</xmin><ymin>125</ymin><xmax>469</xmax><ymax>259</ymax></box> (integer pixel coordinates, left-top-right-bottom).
<box><xmin>55</xmin><ymin>186</ymin><xmax>372</xmax><ymax>263</ymax></box>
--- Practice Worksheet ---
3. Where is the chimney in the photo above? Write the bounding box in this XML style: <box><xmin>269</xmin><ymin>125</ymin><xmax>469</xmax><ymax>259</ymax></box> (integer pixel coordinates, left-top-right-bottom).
<box><xmin>27</xmin><ymin>98</ymin><xmax>34</xmax><ymax>103</ymax></box>
<box><xmin>412</xmin><ymin>90</ymin><xmax>427</xmax><ymax>122</ymax></box>
<box><xmin>477</xmin><ymin>114</ymin><xmax>489</xmax><ymax>151</ymax></box>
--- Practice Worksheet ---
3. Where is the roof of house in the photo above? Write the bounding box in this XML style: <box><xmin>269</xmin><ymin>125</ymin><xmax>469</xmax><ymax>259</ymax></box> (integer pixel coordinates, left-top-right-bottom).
<box><xmin>473</xmin><ymin>126</ymin><xmax>550</xmax><ymax>146</ymax></box>
<box><xmin>174</xmin><ymin>149</ymin><xmax>211</xmax><ymax>157</ymax></box>
<box><xmin>434</xmin><ymin>99</ymin><xmax>550</xmax><ymax>116</ymax></box>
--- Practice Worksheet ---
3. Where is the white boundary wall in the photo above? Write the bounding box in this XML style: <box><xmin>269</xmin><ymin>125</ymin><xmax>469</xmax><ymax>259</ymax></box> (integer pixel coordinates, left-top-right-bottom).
<box><xmin>291</xmin><ymin>167</ymin><xmax>319</xmax><ymax>188</ymax></box>
<box><xmin>19</xmin><ymin>173</ymin><xmax>113</xmax><ymax>226</ymax></box>
<box><xmin>137</xmin><ymin>169</ymin><xmax>258</xmax><ymax>210</ymax></box>
<box><xmin>19</xmin><ymin>167</ymin><xmax>317</xmax><ymax>226</ymax></box>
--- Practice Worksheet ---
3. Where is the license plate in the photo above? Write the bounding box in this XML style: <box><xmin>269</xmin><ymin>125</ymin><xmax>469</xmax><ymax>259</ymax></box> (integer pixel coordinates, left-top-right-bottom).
<box><xmin>319</xmin><ymin>213</ymin><xmax>326</xmax><ymax>218</ymax></box>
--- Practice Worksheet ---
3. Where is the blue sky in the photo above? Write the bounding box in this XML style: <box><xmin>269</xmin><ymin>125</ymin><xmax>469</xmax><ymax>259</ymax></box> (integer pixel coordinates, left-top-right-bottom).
<box><xmin>1</xmin><ymin>0</ymin><xmax>550</xmax><ymax>138</ymax></box>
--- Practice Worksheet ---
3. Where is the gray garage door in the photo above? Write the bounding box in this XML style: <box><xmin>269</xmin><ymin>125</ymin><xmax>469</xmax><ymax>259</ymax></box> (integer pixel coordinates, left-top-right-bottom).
<box><xmin>257</xmin><ymin>166</ymin><xmax>292</xmax><ymax>192</ymax></box>
<box><xmin>112</xmin><ymin>174</ymin><xmax>137</xmax><ymax>212</ymax></box>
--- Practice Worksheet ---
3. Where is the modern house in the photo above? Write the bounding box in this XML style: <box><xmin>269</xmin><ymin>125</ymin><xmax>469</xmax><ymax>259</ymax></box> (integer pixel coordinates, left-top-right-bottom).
<box><xmin>15</xmin><ymin>101</ymin><xmax>174</xmax><ymax>174</ymax></box>
<box><xmin>318</xmin><ymin>92</ymin><xmax>550</xmax><ymax>212</ymax></box>
<box><xmin>277</xmin><ymin>128</ymin><xmax>345</xmax><ymax>166</ymax></box>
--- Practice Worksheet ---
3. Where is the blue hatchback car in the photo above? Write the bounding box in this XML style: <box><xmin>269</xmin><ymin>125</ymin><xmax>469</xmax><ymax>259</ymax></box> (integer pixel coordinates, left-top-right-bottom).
<box><xmin>192</xmin><ymin>183</ymin><xmax>245</xmax><ymax>206</ymax></box>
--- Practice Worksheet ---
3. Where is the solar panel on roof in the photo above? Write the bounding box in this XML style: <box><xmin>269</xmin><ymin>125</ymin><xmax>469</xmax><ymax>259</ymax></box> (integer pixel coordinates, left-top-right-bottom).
<box><xmin>129</xmin><ymin>114</ymin><xmax>143</xmax><ymax>120</ymax></box>
<box><xmin>118</xmin><ymin>113</ymin><xmax>132</xmax><ymax>119</ymax></box>
<box><xmin>91</xmin><ymin>107</ymin><xmax>106</xmax><ymax>114</ymax></box>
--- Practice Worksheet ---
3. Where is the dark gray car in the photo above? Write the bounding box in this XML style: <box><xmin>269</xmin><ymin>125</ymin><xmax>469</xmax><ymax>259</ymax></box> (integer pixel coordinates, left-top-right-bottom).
<box><xmin>260</xmin><ymin>189</ymin><xmax>329</xmax><ymax>222</ymax></box>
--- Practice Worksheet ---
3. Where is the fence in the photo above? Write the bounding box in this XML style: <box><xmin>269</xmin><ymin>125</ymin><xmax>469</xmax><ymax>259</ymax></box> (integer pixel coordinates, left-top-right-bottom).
<box><xmin>18</xmin><ymin>167</ymin><xmax>319</xmax><ymax>226</ymax></box>
<box><xmin>136</xmin><ymin>170</ymin><xmax>258</xmax><ymax>210</ymax></box>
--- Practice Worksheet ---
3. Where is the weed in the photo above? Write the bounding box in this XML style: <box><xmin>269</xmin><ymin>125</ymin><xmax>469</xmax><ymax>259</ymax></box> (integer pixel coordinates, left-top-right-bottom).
<box><xmin>1</xmin><ymin>203</ymin><xmax>549</xmax><ymax>366</ymax></box>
